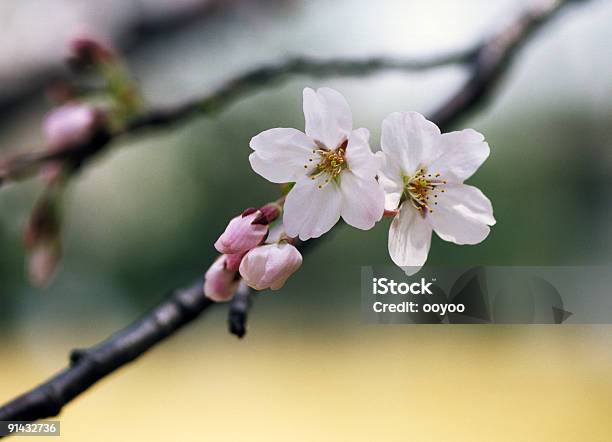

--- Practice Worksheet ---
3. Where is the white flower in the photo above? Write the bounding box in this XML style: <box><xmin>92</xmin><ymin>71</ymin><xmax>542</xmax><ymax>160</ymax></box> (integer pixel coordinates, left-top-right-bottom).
<box><xmin>249</xmin><ymin>87</ymin><xmax>385</xmax><ymax>241</ymax></box>
<box><xmin>379</xmin><ymin>112</ymin><xmax>495</xmax><ymax>275</ymax></box>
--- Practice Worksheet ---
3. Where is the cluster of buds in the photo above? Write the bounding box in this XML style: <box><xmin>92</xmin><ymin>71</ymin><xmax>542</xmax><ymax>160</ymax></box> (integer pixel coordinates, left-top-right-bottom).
<box><xmin>204</xmin><ymin>203</ymin><xmax>302</xmax><ymax>302</ymax></box>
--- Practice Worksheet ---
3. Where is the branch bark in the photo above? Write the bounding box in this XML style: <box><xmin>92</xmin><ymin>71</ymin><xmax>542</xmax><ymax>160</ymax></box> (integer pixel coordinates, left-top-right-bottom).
<box><xmin>0</xmin><ymin>280</ymin><xmax>211</xmax><ymax>422</ymax></box>
<box><xmin>0</xmin><ymin>0</ymin><xmax>586</xmax><ymax>429</ymax></box>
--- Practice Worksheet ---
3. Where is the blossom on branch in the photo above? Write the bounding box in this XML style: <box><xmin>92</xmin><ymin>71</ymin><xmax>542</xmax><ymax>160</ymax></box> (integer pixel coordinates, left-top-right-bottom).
<box><xmin>379</xmin><ymin>111</ymin><xmax>495</xmax><ymax>275</ymax></box>
<box><xmin>249</xmin><ymin>87</ymin><xmax>384</xmax><ymax>241</ymax></box>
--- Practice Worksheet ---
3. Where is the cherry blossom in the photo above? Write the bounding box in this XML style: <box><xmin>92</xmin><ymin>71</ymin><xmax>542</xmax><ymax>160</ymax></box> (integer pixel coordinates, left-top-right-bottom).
<box><xmin>379</xmin><ymin>111</ymin><xmax>495</xmax><ymax>275</ymax></box>
<box><xmin>249</xmin><ymin>87</ymin><xmax>384</xmax><ymax>241</ymax></box>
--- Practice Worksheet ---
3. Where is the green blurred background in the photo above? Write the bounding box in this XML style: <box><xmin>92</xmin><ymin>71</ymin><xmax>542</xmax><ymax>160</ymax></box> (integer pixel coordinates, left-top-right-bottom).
<box><xmin>1</xmin><ymin>0</ymin><xmax>611</xmax><ymax>440</ymax></box>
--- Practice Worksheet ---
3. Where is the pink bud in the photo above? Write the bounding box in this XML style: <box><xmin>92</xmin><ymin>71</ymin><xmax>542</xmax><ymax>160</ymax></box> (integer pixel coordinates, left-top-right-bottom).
<box><xmin>204</xmin><ymin>255</ymin><xmax>239</xmax><ymax>302</ymax></box>
<box><xmin>225</xmin><ymin>252</ymin><xmax>245</xmax><ymax>272</ymax></box>
<box><xmin>239</xmin><ymin>243</ymin><xmax>302</xmax><ymax>291</ymax></box>
<box><xmin>214</xmin><ymin>210</ymin><xmax>268</xmax><ymax>255</ymax></box>
<box><xmin>257</xmin><ymin>203</ymin><xmax>282</xmax><ymax>224</ymax></box>
<box><xmin>67</xmin><ymin>32</ymin><xmax>114</xmax><ymax>69</ymax></box>
<box><xmin>24</xmin><ymin>191</ymin><xmax>62</xmax><ymax>287</ymax></box>
<box><xmin>28</xmin><ymin>240</ymin><xmax>61</xmax><ymax>288</ymax></box>
<box><xmin>43</xmin><ymin>103</ymin><xmax>99</xmax><ymax>150</ymax></box>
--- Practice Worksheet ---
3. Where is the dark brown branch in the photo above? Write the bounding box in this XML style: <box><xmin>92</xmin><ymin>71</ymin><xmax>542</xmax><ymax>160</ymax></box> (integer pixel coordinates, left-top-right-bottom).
<box><xmin>0</xmin><ymin>280</ymin><xmax>212</xmax><ymax>423</ymax></box>
<box><xmin>228</xmin><ymin>282</ymin><xmax>253</xmax><ymax>338</ymax></box>
<box><xmin>0</xmin><ymin>0</ymin><xmax>587</xmax><ymax>429</ymax></box>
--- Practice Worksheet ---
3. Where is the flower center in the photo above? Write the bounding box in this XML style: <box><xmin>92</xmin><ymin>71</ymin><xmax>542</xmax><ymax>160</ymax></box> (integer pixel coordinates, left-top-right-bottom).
<box><xmin>402</xmin><ymin>168</ymin><xmax>446</xmax><ymax>214</ymax></box>
<box><xmin>306</xmin><ymin>139</ymin><xmax>348</xmax><ymax>188</ymax></box>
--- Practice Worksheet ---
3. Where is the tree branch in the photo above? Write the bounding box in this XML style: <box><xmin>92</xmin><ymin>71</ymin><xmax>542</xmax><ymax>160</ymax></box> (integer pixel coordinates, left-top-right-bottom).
<box><xmin>0</xmin><ymin>0</ymin><xmax>587</xmax><ymax>429</ymax></box>
<box><xmin>0</xmin><ymin>280</ymin><xmax>212</xmax><ymax>422</ymax></box>
<box><xmin>228</xmin><ymin>281</ymin><xmax>253</xmax><ymax>338</ymax></box>
<box><xmin>1</xmin><ymin>51</ymin><xmax>475</xmax><ymax>185</ymax></box>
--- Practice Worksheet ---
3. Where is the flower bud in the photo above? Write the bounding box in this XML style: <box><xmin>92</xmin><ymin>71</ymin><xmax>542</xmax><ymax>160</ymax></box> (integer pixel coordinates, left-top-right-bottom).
<box><xmin>239</xmin><ymin>243</ymin><xmax>302</xmax><ymax>291</ymax></box>
<box><xmin>204</xmin><ymin>255</ymin><xmax>239</xmax><ymax>302</ymax></box>
<box><xmin>28</xmin><ymin>240</ymin><xmax>61</xmax><ymax>288</ymax></box>
<box><xmin>225</xmin><ymin>252</ymin><xmax>245</xmax><ymax>273</ymax></box>
<box><xmin>256</xmin><ymin>203</ymin><xmax>282</xmax><ymax>224</ymax></box>
<box><xmin>67</xmin><ymin>33</ymin><xmax>114</xmax><ymax>70</ymax></box>
<box><xmin>214</xmin><ymin>209</ymin><xmax>268</xmax><ymax>255</ymax></box>
<box><xmin>24</xmin><ymin>193</ymin><xmax>62</xmax><ymax>288</ymax></box>
<box><xmin>43</xmin><ymin>103</ymin><xmax>100</xmax><ymax>150</ymax></box>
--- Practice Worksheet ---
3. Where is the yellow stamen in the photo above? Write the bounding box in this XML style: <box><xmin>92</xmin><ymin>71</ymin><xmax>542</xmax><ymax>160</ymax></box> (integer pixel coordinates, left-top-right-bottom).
<box><xmin>401</xmin><ymin>167</ymin><xmax>445</xmax><ymax>215</ymax></box>
<box><xmin>305</xmin><ymin>139</ymin><xmax>348</xmax><ymax>187</ymax></box>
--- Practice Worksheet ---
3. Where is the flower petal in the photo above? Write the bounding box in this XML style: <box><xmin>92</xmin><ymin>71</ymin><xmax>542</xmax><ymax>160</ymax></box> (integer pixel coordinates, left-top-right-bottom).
<box><xmin>249</xmin><ymin>128</ymin><xmax>317</xmax><ymax>183</ymax></box>
<box><xmin>344</xmin><ymin>128</ymin><xmax>380</xmax><ymax>179</ymax></box>
<box><xmin>388</xmin><ymin>205</ymin><xmax>433</xmax><ymax>276</ymax></box>
<box><xmin>427</xmin><ymin>128</ymin><xmax>490</xmax><ymax>183</ymax></box>
<box><xmin>339</xmin><ymin>170</ymin><xmax>384</xmax><ymax>230</ymax></box>
<box><xmin>428</xmin><ymin>183</ymin><xmax>495</xmax><ymax>245</ymax></box>
<box><xmin>378</xmin><ymin>150</ymin><xmax>404</xmax><ymax>210</ymax></box>
<box><xmin>303</xmin><ymin>87</ymin><xmax>352</xmax><ymax>148</ymax></box>
<box><xmin>283</xmin><ymin>175</ymin><xmax>342</xmax><ymax>240</ymax></box>
<box><xmin>381</xmin><ymin>111</ymin><xmax>441</xmax><ymax>175</ymax></box>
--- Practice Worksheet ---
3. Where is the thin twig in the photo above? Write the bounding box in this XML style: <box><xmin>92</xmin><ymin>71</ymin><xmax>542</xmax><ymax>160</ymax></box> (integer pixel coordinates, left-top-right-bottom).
<box><xmin>1</xmin><ymin>52</ymin><xmax>475</xmax><ymax>186</ymax></box>
<box><xmin>0</xmin><ymin>0</ymin><xmax>586</xmax><ymax>429</ymax></box>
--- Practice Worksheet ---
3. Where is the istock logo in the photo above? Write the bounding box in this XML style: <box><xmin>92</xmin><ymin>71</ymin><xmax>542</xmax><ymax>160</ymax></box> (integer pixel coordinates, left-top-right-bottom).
<box><xmin>372</xmin><ymin>277</ymin><xmax>434</xmax><ymax>295</ymax></box>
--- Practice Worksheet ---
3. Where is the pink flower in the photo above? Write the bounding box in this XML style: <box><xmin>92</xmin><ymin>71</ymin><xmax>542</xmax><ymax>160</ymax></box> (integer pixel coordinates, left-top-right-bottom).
<box><xmin>43</xmin><ymin>103</ymin><xmax>99</xmax><ymax>150</ymax></box>
<box><xmin>203</xmin><ymin>256</ymin><xmax>239</xmax><ymax>302</ymax></box>
<box><xmin>239</xmin><ymin>243</ymin><xmax>302</xmax><ymax>291</ymax></box>
<box><xmin>214</xmin><ymin>209</ymin><xmax>269</xmax><ymax>255</ymax></box>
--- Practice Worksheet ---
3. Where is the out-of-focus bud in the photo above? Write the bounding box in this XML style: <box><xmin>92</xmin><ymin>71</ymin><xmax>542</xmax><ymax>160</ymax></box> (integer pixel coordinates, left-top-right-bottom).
<box><xmin>239</xmin><ymin>242</ymin><xmax>302</xmax><ymax>291</ymax></box>
<box><xmin>24</xmin><ymin>193</ymin><xmax>62</xmax><ymax>288</ymax></box>
<box><xmin>42</xmin><ymin>102</ymin><xmax>102</xmax><ymax>183</ymax></box>
<box><xmin>204</xmin><ymin>255</ymin><xmax>239</xmax><ymax>302</ymax></box>
<box><xmin>43</xmin><ymin>103</ymin><xmax>100</xmax><ymax>150</ymax></box>
<box><xmin>28</xmin><ymin>240</ymin><xmax>61</xmax><ymax>288</ymax></box>
<box><xmin>214</xmin><ymin>209</ymin><xmax>269</xmax><ymax>255</ymax></box>
<box><xmin>67</xmin><ymin>32</ymin><xmax>114</xmax><ymax>70</ymax></box>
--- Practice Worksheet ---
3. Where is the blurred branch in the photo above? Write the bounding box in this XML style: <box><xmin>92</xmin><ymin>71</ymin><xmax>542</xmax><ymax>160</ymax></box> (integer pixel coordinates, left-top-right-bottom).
<box><xmin>0</xmin><ymin>0</ymin><xmax>252</xmax><ymax>113</ymax></box>
<box><xmin>0</xmin><ymin>0</ymin><xmax>588</xmax><ymax>429</ymax></box>
<box><xmin>0</xmin><ymin>51</ymin><xmax>473</xmax><ymax>186</ymax></box>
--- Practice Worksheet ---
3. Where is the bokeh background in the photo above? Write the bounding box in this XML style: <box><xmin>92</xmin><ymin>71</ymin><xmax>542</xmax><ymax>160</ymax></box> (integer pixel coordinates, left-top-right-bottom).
<box><xmin>1</xmin><ymin>0</ymin><xmax>612</xmax><ymax>440</ymax></box>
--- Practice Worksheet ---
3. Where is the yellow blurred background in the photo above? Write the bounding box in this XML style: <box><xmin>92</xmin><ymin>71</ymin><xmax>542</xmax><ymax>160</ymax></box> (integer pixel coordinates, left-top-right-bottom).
<box><xmin>3</xmin><ymin>323</ymin><xmax>612</xmax><ymax>441</ymax></box>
